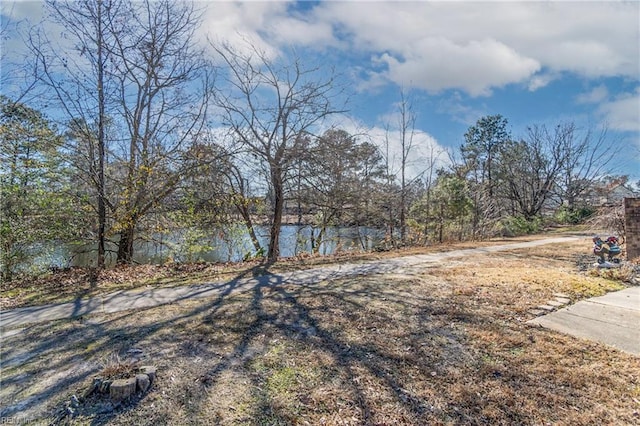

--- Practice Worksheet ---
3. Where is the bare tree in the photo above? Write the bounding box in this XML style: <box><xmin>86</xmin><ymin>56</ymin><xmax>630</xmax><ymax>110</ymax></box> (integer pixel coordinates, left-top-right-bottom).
<box><xmin>382</xmin><ymin>124</ymin><xmax>398</xmax><ymax>245</ymax></box>
<box><xmin>496</xmin><ymin>127</ymin><xmax>566</xmax><ymax>220</ymax></box>
<box><xmin>411</xmin><ymin>142</ymin><xmax>446</xmax><ymax>244</ymax></box>
<box><xmin>107</xmin><ymin>0</ymin><xmax>213</xmax><ymax>263</ymax></box>
<box><xmin>30</xmin><ymin>0</ymin><xmax>123</xmax><ymax>266</ymax></box>
<box><xmin>397</xmin><ymin>90</ymin><xmax>416</xmax><ymax>245</ymax></box>
<box><xmin>378</xmin><ymin>91</ymin><xmax>417</xmax><ymax>246</ymax></box>
<box><xmin>223</xmin><ymin>155</ymin><xmax>264</xmax><ymax>256</ymax></box>
<box><xmin>495</xmin><ymin>122</ymin><xmax>619</xmax><ymax>223</ymax></box>
<box><xmin>33</xmin><ymin>0</ymin><xmax>213</xmax><ymax>264</ymax></box>
<box><xmin>211</xmin><ymin>41</ymin><xmax>345</xmax><ymax>262</ymax></box>
<box><xmin>553</xmin><ymin>122</ymin><xmax>618</xmax><ymax>212</ymax></box>
<box><xmin>168</xmin><ymin>141</ymin><xmax>261</xmax><ymax>258</ymax></box>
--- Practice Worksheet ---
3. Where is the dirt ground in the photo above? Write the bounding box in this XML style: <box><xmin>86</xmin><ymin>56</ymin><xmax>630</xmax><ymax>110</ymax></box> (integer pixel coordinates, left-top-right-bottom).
<box><xmin>1</xmin><ymin>236</ymin><xmax>639</xmax><ymax>425</ymax></box>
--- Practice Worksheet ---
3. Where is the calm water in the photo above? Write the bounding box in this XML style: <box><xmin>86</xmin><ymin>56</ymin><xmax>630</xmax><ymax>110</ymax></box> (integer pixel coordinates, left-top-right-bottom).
<box><xmin>38</xmin><ymin>225</ymin><xmax>386</xmax><ymax>268</ymax></box>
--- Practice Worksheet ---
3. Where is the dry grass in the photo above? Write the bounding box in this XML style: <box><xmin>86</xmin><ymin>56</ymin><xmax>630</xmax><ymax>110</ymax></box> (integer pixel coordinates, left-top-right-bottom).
<box><xmin>1</xmin><ymin>236</ymin><xmax>639</xmax><ymax>425</ymax></box>
<box><xmin>0</xmin><ymin>233</ymin><xmax>557</xmax><ymax>310</ymax></box>
<box><xmin>98</xmin><ymin>354</ymin><xmax>139</xmax><ymax>381</ymax></box>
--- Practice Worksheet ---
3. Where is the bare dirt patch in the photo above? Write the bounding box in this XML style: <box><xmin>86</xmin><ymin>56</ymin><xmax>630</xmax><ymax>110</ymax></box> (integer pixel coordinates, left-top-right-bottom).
<box><xmin>1</xmin><ymin>236</ymin><xmax>639</xmax><ymax>425</ymax></box>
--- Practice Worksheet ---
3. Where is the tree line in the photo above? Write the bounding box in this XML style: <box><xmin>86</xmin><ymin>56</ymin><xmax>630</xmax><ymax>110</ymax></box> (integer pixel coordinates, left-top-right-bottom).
<box><xmin>1</xmin><ymin>0</ymin><xmax>633</xmax><ymax>281</ymax></box>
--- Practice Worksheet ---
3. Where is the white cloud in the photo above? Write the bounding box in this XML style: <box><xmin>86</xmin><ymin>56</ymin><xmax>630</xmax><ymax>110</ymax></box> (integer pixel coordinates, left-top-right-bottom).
<box><xmin>353</xmin><ymin>67</ymin><xmax>388</xmax><ymax>93</ymax></box>
<box><xmin>576</xmin><ymin>85</ymin><xmax>610</xmax><ymax>105</ymax></box>
<box><xmin>436</xmin><ymin>92</ymin><xmax>487</xmax><ymax>126</ymax></box>
<box><xmin>1</xmin><ymin>1</ymin><xmax>45</xmax><ymax>22</ymax></box>
<box><xmin>320</xmin><ymin>114</ymin><xmax>449</xmax><ymax>180</ymax></box>
<box><xmin>309</xmin><ymin>2</ymin><xmax>638</xmax><ymax>96</ymax></box>
<box><xmin>376</xmin><ymin>37</ymin><xmax>540</xmax><ymax>96</ymax></box>
<box><xmin>5</xmin><ymin>1</ymin><xmax>638</xmax><ymax>100</ymax></box>
<box><xmin>572</xmin><ymin>86</ymin><xmax>639</xmax><ymax>134</ymax></box>
<box><xmin>370</xmin><ymin>126</ymin><xmax>449</xmax><ymax>180</ymax></box>
<box><xmin>199</xmin><ymin>2</ymin><xmax>285</xmax><ymax>60</ymax></box>
<box><xmin>199</xmin><ymin>1</ymin><xmax>338</xmax><ymax>60</ymax></box>
<box><xmin>187</xmin><ymin>2</ymin><xmax>640</xmax><ymax>98</ymax></box>
<box><xmin>528</xmin><ymin>72</ymin><xmax>558</xmax><ymax>92</ymax></box>
<box><xmin>598</xmin><ymin>88</ymin><xmax>640</xmax><ymax>132</ymax></box>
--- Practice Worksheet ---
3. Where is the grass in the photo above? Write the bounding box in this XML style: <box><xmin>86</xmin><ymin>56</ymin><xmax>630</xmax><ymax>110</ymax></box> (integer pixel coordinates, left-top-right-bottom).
<box><xmin>1</xmin><ymin>235</ymin><xmax>639</xmax><ymax>425</ymax></box>
<box><xmin>0</xmin><ymin>232</ymin><xmax>564</xmax><ymax>310</ymax></box>
<box><xmin>98</xmin><ymin>354</ymin><xmax>139</xmax><ymax>381</ymax></box>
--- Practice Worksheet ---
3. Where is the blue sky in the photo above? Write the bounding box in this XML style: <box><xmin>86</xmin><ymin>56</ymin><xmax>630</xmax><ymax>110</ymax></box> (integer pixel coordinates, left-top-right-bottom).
<box><xmin>2</xmin><ymin>1</ymin><xmax>639</xmax><ymax>180</ymax></box>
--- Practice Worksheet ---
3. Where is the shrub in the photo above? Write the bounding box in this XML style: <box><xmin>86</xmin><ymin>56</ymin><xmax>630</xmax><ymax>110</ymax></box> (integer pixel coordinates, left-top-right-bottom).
<box><xmin>555</xmin><ymin>206</ymin><xmax>595</xmax><ymax>224</ymax></box>
<box><xmin>498</xmin><ymin>215</ymin><xmax>543</xmax><ymax>236</ymax></box>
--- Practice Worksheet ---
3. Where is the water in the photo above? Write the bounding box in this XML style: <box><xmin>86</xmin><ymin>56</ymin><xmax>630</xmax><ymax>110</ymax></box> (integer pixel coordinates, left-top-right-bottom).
<box><xmin>40</xmin><ymin>225</ymin><xmax>386</xmax><ymax>268</ymax></box>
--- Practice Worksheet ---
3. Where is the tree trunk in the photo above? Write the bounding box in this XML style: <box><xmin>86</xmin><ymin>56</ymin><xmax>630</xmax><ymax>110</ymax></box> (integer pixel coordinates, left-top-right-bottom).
<box><xmin>267</xmin><ymin>167</ymin><xmax>284</xmax><ymax>262</ymax></box>
<box><xmin>310</xmin><ymin>228</ymin><xmax>316</xmax><ymax>253</ymax></box>
<box><xmin>96</xmin><ymin>0</ymin><xmax>106</xmax><ymax>269</ymax></box>
<box><xmin>422</xmin><ymin>190</ymin><xmax>431</xmax><ymax>245</ymax></box>
<box><xmin>236</xmin><ymin>202</ymin><xmax>262</xmax><ymax>254</ymax></box>
<box><xmin>566</xmin><ymin>193</ymin><xmax>576</xmax><ymax>212</ymax></box>
<box><xmin>1</xmin><ymin>239</ymin><xmax>14</xmax><ymax>282</ymax></box>
<box><xmin>116</xmin><ymin>224</ymin><xmax>135</xmax><ymax>264</ymax></box>
<box><xmin>438</xmin><ymin>202</ymin><xmax>444</xmax><ymax>243</ymax></box>
<box><xmin>400</xmin><ymin>185</ymin><xmax>406</xmax><ymax>245</ymax></box>
<box><xmin>97</xmin><ymin>180</ymin><xmax>106</xmax><ymax>268</ymax></box>
<box><xmin>313</xmin><ymin>226</ymin><xmax>327</xmax><ymax>254</ymax></box>
<box><xmin>387</xmin><ymin>199</ymin><xmax>395</xmax><ymax>248</ymax></box>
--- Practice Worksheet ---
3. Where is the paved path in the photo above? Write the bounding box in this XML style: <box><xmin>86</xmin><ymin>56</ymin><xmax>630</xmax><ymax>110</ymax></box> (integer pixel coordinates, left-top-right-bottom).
<box><xmin>0</xmin><ymin>236</ymin><xmax>579</xmax><ymax>330</ymax></box>
<box><xmin>3</xmin><ymin>235</ymin><xmax>639</xmax><ymax>355</ymax></box>
<box><xmin>528</xmin><ymin>286</ymin><xmax>640</xmax><ymax>355</ymax></box>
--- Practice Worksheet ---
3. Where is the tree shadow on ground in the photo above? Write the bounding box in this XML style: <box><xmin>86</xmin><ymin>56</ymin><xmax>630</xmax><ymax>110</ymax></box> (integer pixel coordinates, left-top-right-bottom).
<box><xmin>0</xmin><ymin>263</ymin><xmax>266</xmax><ymax>423</ymax></box>
<box><xmin>2</xmin><ymin>261</ymin><xmax>442</xmax><ymax>424</ymax></box>
<box><xmin>1</xmin><ymin>255</ymin><xmax>637</xmax><ymax>425</ymax></box>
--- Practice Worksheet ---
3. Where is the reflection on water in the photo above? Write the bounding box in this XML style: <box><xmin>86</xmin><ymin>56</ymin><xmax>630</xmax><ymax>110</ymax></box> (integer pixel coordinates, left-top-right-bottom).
<box><xmin>39</xmin><ymin>225</ymin><xmax>386</xmax><ymax>268</ymax></box>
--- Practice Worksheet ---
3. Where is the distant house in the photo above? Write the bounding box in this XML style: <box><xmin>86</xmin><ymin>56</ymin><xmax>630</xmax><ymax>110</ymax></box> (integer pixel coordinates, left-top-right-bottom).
<box><xmin>585</xmin><ymin>177</ymin><xmax>639</xmax><ymax>206</ymax></box>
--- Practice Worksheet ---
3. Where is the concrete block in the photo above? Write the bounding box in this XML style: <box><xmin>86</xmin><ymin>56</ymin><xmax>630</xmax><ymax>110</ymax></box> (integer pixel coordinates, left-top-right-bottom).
<box><xmin>136</xmin><ymin>374</ymin><xmax>151</xmax><ymax>393</ymax></box>
<box><xmin>110</xmin><ymin>377</ymin><xmax>136</xmax><ymax>402</ymax></box>
<box><xmin>138</xmin><ymin>366</ymin><xmax>157</xmax><ymax>384</ymax></box>
<box><xmin>537</xmin><ymin>304</ymin><xmax>555</xmax><ymax>311</ymax></box>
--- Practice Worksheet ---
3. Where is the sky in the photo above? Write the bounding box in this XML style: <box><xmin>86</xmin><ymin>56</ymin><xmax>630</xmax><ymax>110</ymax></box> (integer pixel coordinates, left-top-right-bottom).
<box><xmin>2</xmin><ymin>1</ymin><xmax>639</xmax><ymax>181</ymax></box>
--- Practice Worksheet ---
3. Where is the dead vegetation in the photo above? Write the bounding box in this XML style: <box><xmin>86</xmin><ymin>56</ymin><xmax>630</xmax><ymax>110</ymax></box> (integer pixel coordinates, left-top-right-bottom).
<box><xmin>1</xmin><ymin>236</ymin><xmax>639</xmax><ymax>425</ymax></box>
<box><xmin>0</xmin><ymin>233</ymin><xmax>557</xmax><ymax>310</ymax></box>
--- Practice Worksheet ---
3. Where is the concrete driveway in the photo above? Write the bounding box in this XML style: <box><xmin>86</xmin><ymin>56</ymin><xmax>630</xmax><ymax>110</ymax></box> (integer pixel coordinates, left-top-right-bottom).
<box><xmin>528</xmin><ymin>286</ymin><xmax>640</xmax><ymax>355</ymax></box>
